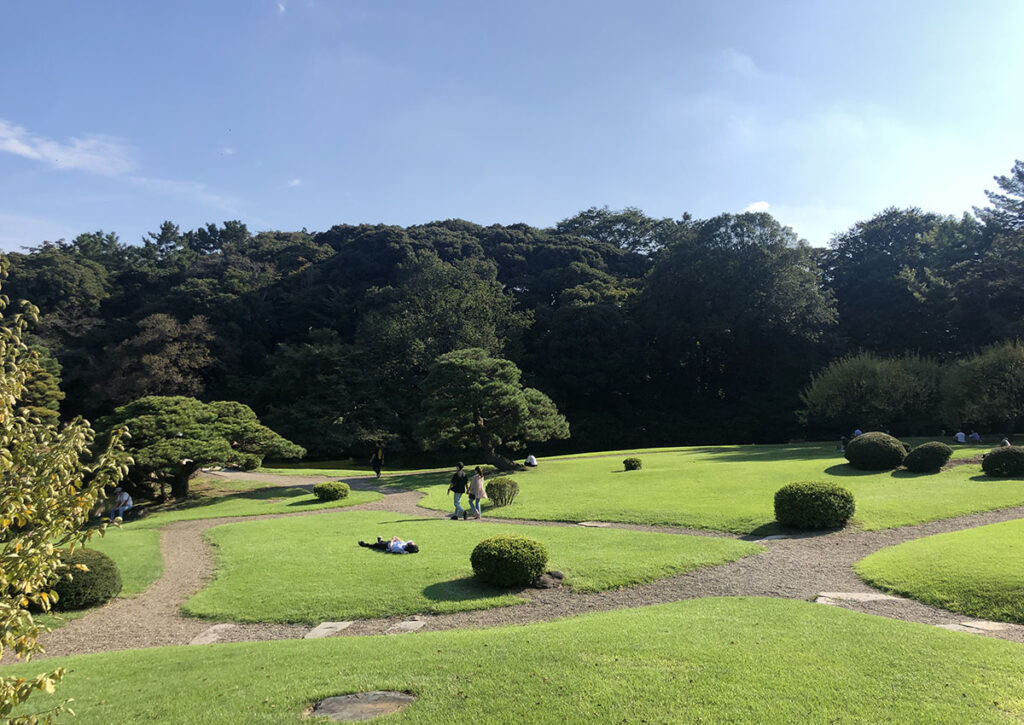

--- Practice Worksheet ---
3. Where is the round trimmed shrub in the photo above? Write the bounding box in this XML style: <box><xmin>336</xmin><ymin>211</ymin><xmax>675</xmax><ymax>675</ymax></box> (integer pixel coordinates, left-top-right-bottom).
<box><xmin>774</xmin><ymin>481</ymin><xmax>856</xmax><ymax>530</ymax></box>
<box><xmin>313</xmin><ymin>481</ymin><xmax>350</xmax><ymax>501</ymax></box>
<box><xmin>485</xmin><ymin>477</ymin><xmax>519</xmax><ymax>507</ymax></box>
<box><xmin>903</xmin><ymin>441</ymin><xmax>953</xmax><ymax>473</ymax></box>
<box><xmin>52</xmin><ymin>548</ymin><xmax>122</xmax><ymax>611</ymax></box>
<box><xmin>844</xmin><ymin>431</ymin><xmax>907</xmax><ymax>470</ymax></box>
<box><xmin>470</xmin><ymin>535</ymin><xmax>548</xmax><ymax>587</ymax></box>
<box><xmin>623</xmin><ymin>457</ymin><xmax>642</xmax><ymax>471</ymax></box>
<box><xmin>982</xmin><ymin>446</ymin><xmax>1024</xmax><ymax>477</ymax></box>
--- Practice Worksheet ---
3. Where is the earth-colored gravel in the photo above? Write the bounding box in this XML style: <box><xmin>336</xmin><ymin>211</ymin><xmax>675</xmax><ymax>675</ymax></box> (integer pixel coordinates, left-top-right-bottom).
<box><xmin>13</xmin><ymin>472</ymin><xmax>1024</xmax><ymax>663</ymax></box>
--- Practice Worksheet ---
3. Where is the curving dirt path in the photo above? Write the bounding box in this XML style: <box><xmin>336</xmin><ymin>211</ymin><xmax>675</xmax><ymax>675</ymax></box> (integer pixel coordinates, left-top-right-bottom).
<box><xmin>16</xmin><ymin>474</ymin><xmax>1024</xmax><ymax>662</ymax></box>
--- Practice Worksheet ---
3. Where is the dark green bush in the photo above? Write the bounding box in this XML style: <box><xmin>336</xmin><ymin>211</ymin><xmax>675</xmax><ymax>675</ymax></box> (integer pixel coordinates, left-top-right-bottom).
<box><xmin>470</xmin><ymin>535</ymin><xmax>548</xmax><ymax>587</ymax></box>
<box><xmin>313</xmin><ymin>481</ymin><xmax>350</xmax><ymax>501</ymax></box>
<box><xmin>485</xmin><ymin>477</ymin><xmax>519</xmax><ymax>507</ymax></box>
<box><xmin>774</xmin><ymin>481</ymin><xmax>856</xmax><ymax>530</ymax></box>
<box><xmin>903</xmin><ymin>441</ymin><xmax>953</xmax><ymax>473</ymax></box>
<box><xmin>51</xmin><ymin>548</ymin><xmax>122</xmax><ymax>611</ymax></box>
<box><xmin>844</xmin><ymin>432</ymin><xmax>907</xmax><ymax>470</ymax></box>
<box><xmin>982</xmin><ymin>446</ymin><xmax>1024</xmax><ymax>477</ymax></box>
<box><xmin>623</xmin><ymin>457</ymin><xmax>642</xmax><ymax>471</ymax></box>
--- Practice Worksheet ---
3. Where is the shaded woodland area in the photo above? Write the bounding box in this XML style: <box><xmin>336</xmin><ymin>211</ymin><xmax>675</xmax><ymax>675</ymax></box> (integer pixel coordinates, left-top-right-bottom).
<box><xmin>6</xmin><ymin>160</ymin><xmax>1024</xmax><ymax>459</ymax></box>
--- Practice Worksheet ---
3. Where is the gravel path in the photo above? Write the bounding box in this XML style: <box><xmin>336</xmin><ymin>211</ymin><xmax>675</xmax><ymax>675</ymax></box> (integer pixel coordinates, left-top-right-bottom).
<box><xmin>15</xmin><ymin>474</ymin><xmax>1024</xmax><ymax>662</ymax></box>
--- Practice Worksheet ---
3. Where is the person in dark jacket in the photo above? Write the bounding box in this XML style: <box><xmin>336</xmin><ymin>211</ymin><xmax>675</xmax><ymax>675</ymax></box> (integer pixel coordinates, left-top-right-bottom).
<box><xmin>447</xmin><ymin>462</ymin><xmax>468</xmax><ymax>520</ymax></box>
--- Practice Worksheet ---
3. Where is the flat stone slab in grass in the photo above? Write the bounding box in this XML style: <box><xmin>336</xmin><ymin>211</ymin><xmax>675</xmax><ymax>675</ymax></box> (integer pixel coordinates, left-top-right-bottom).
<box><xmin>754</xmin><ymin>534</ymin><xmax>790</xmax><ymax>541</ymax></box>
<box><xmin>578</xmin><ymin>521</ymin><xmax>611</xmax><ymax>528</ymax></box>
<box><xmin>189</xmin><ymin>623</ymin><xmax>236</xmax><ymax>645</ymax></box>
<box><xmin>311</xmin><ymin>691</ymin><xmax>417</xmax><ymax>721</ymax></box>
<box><xmin>816</xmin><ymin>591</ymin><xmax>906</xmax><ymax>603</ymax></box>
<box><xmin>936</xmin><ymin>623</ymin><xmax>981</xmax><ymax>633</ymax></box>
<box><xmin>304</xmin><ymin>621</ymin><xmax>354</xmax><ymax>639</ymax></box>
<box><xmin>386</xmin><ymin>620</ymin><xmax>426</xmax><ymax>635</ymax></box>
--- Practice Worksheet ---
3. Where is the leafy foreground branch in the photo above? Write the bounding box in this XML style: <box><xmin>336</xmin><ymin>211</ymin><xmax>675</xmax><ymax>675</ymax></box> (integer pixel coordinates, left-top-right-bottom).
<box><xmin>0</xmin><ymin>258</ymin><xmax>128</xmax><ymax>725</ymax></box>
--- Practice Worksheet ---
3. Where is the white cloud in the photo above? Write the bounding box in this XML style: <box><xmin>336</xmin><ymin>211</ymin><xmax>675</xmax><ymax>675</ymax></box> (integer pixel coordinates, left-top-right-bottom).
<box><xmin>0</xmin><ymin>118</ymin><xmax>135</xmax><ymax>175</ymax></box>
<box><xmin>128</xmin><ymin>176</ymin><xmax>239</xmax><ymax>212</ymax></box>
<box><xmin>221</xmin><ymin>146</ymin><xmax>236</xmax><ymax>156</ymax></box>
<box><xmin>720</xmin><ymin>48</ymin><xmax>760</xmax><ymax>79</ymax></box>
<box><xmin>277</xmin><ymin>2</ymin><xmax>286</xmax><ymax>13</ymax></box>
<box><xmin>743</xmin><ymin>200</ymin><xmax>771</xmax><ymax>213</ymax></box>
<box><xmin>286</xmin><ymin>178</ymin><xmax>302</xmax><ymax>187</ymax></box>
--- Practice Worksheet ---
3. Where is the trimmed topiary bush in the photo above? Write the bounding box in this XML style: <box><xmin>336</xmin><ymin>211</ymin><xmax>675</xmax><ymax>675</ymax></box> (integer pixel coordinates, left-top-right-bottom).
<box><xmin>485</xmin><ymin>477</ymin><xmax>519</xmax><ymax>507</ymax></box>
<box><xmin>982</xmin><ymin>446</ymin><xmax>1024</xmax><ymax>477</ymax></box>
<box><xmin>51</xmin><ymin>548</ymin><xmax>122</xmax><ymax>611</ymax></box>
<box><xmin>623</xmin><ymin>457</ymin><xmax>642</xmax><ymax>471</ymax></box>
<box><xmin>903</xmin><ymin>441</ymin><xmax>953</xmax><ymax>473</ymax></box>
<box><xmin>844</xmin><ymin>431</ymin><xmax>907</xmax><ymax>470</ymax></box>
<box><xmin>774</xmin><ymin>481</ymin><xmax>856</xmax><ymax>530</ymax></box>
<box><xmin>470</xmin><ymin>535</ymin><xmax>548</xmax><ymax>587</ymax></box>
<box><xmin>313</xmin><ymin>481</ymin><xmax>350</xmax><ymax>501</ymax></box>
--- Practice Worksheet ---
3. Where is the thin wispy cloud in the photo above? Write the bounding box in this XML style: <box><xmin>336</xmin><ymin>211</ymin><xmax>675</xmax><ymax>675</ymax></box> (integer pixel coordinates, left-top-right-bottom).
<box><xmin>221</xmin><ymin>146</ymin><xmax>236</xmax><ymax>156</ymax></box>
<box><xmin>128</xmin><ymin>176</ymin><xmax>240</xmax><ymax>212</ymax></box>
<box><xmin>286</xmin><ymin>178</ymin><xmax>302</xmax><ymax>187</ymax></box>
<box><xmin>0</xmin><ymin>118</ymin><xmax>135</xmax><ymax>175</ymax></box>
<box><xmin>720</xmin><ymin>48</ymin><xmax>760</xmax><ymax>79</ymax></box>
<box><xmin>277</xmin><ymin>2</ymin><xmax>286</xmax><ymax>14</ymax></box>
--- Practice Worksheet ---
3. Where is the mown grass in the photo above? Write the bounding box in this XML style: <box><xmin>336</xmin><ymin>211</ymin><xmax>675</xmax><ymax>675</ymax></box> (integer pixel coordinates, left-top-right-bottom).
<box><xmin>856</xmin><ymin>518</ymin><xmax>1024</xmax><ymax>624</ymax></box>
<box><xmin>183</xmin><ymin>511</ymin><xmax>761</xmax><ymax>623</ymax></box>
<box><xmin>397</xmin><ymin>443</ymin><xmax>1024</xmax><ymax>533</ymax></box>
<box><xmin>11</xmin><ymin>598</ymin><xmax>1024</xmax><ymax>724</ymax></box>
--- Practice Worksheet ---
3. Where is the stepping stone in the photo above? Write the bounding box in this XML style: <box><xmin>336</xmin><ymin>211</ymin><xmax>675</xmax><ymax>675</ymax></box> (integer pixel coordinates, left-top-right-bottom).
<box><xmin>311</xmin><ymin>691</ymin><xmax>416</xmax><ymax>721</ymax></box>
<box><xmin>189</xmin><ymin>623</ymin><xmax>236</xmax><ymax>645</ymax></box>
<box><xmin>578</xmin><ymin>521</ymin><xmax>611</xmax><ymax>528</ymax></box>
<box><xmin>304</xmin><ymin>621</ymin><xmax>354</xmax><ymax>639</ymax></box>
<box><xmin>936</xmin><ymin>623</ymin><xmax>979</xmax><ymax>633</ymax></box>
<box><xmin>959</xmin><ymin>620</ymin><xmax>1011</xmax><ymax>632</ymax></box>
<box><xmin>386</xmin><ymin>620</ymin><xmax>426</xmax><ymax>635</ymax></box>
<box><xmin>754</xmin><ymin>534</ymin><xmax>790</xmax><ymax>541</ymax></box>
<box><xmin>816</xmin><ymin>591</ymin><xmax>905</xmax><ymax>603</ymax></box>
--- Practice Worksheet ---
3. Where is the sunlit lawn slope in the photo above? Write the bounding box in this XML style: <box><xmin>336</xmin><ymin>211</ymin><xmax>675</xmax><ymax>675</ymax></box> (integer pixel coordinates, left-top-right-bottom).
<box><xmin>399</xmin><ymin>443</ymin><xmax>1022</xmax><ymax>533</ymax></box>
<box><xmin>856</xmin><ymin>518</ymin><xmax>1024</xmax><ymax>624</ymax></box>
<box><xmin>183</xmin><ymin>511</ymin><xmax>760</xmax><ymax>623</ymax></box>
<box><xmin>12</xmin><ymin>598</ymin><xmax>1024</xmax><ymax>724</ymax></box>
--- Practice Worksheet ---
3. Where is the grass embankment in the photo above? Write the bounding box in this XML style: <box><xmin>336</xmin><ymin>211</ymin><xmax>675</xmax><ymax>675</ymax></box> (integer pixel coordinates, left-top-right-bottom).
<box><xmin>856</xmin><ymin>518</ymin><xmax>1024</xmax><ymax>624</ymax></box>
<box><xmin>11</xmin><ymin>598</ymin><xmax>1024</xmax><ymax>723</ymax></box>
<box><xmin>183</xmin><ymin>511</ymin><xmax>760</xmax><ymax>622</ymax></box>
<box><xmin>398</xmin><ymin>443</ymin><xmax>1022</xmax><ymax>533</ymax></box>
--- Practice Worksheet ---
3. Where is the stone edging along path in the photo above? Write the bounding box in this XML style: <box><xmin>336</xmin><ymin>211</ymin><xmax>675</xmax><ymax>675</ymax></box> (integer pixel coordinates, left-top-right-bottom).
<box><xmin>15</xmin><ymin>470</ymin><xmax>1024</xmax><ymax>662</ymax></box>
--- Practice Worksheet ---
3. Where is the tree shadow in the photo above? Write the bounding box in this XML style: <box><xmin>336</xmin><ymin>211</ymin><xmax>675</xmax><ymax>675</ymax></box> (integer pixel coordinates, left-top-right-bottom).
<box><xmin>382</xmin><ymin>472</ymin><xmax>449</xmax><ymax>491</ymax></box>
<box><xmin>969</xmin><ymin>473</ymin><xmax>1024</xmax><ymax>483</ymax></box>
<box><xmin>741</xmin><ymin>521</ymin><xmax>849</xmax><ymax>540</ymax></box>
<box><xmin>890</xmin><ymin>469</ymin><xmax>941</xmax><ymax>479</ymax></box>
<box><xmin>688</xmin><ymin>444</ymin><xmax>840</xmax><ymax>464</ymax></box>
<box><xmin>823</xmin><ymin>464</ymin><xmax>886</xmax><ymax>476</ymax></box>
<box><xmin>421</xmin><ymin>576</ymin><xmax>520</xmax><ymax>604</ymax></box>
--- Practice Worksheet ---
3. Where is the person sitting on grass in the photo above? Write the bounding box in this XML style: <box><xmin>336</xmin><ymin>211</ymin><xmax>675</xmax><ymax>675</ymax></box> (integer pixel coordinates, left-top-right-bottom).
<box><xmin>109</xmin><ymin>487</ymin><xmax>133</xmax><ymax>521</ymax></box>
<box><xmin>358</xmin><ymin>536</ymin><xmax>420</xmax><ymax>554</ymax></box>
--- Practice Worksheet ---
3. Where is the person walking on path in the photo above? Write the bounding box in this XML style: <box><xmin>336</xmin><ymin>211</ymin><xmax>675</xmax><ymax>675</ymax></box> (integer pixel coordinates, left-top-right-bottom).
<box><xmin>370</xmin><ymin>446</ymin><xmax>383</xmax><ymax>478</ymax></box>
<box><xmin>469</xmin><ymin>466</ymin><xmax>487</xmax><ymax>519</ymax></box>
<box><xmin>447</xmin><ymin>462</ymin><xmax>468</xmax><ymax>519</ymax></box>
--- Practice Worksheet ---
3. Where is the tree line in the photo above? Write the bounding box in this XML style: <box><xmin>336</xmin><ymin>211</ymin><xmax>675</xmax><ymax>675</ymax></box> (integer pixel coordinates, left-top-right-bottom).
<box><xmin>5</xmin><ymin>160</ymin><xmax>1023</xmax><ymax>458</ymax></box>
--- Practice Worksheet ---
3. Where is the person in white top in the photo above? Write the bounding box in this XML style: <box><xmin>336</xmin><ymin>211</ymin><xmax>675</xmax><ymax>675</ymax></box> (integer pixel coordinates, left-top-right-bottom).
<box><xmin>468</xmin><ymin>466</ymin><xmax>487</xmax><ymax>519</ymax></box>
<box><xmin>525</xmin><ymin>454</ymin><xmax>538</xmax><ymax>467</ymax></box>
<box><xmin>358</xmin><ymin>536</ymin><xmax>419</xmax><ymax>554</ymax></box>
<box><xmin>109</xmin><ymin>487</ymin><xmax>133</xmax><ymax>521</ymax></box>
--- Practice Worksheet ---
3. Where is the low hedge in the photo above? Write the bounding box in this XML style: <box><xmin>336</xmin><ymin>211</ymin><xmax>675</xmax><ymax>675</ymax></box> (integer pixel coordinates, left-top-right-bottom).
<box><xmin>902</xmin><ymin>441</ymin><xmax>953</xmax><ymax>473</ymax></box>
<box><xmin>51</xmin><ymin>548</ymin><xmax>122</xmax><ymax>611</ymax></box>
<box><xmin>623</xmin><ymin>457</ymin><xmax>642</xmax><ymax>471</ymax></box>
<box><xmin>470</xmin><ymin>535</ymin><xmax>548</xmax><ymax>588</ymax></box>
<box><xmin>313</xmin><ymin>481</ymin><xmax>350</xmax><ymax>501</ymax></box>
<box><xmin>774</xmin><ymin>481</ymin><xmax>856</xmax><ymax>530</ymax></box>
<box><xmin>485</xmin><ymin>477</ymin><xmax>519</xmax><ymax>507</ymax></box>
<box><xmin>844</xmin><ymin>432</ymin><xmax>907</xmax><ymax>470</ymax></box>
<box><xmin>982</xmin><ymin>446</ymin><xmax>1024</xmax><ymax>477</ymax></box>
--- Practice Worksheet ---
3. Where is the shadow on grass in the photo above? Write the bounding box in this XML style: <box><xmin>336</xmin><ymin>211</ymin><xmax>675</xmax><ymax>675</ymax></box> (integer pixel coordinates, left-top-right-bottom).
<box><xmin>969</xmin><ymin>474</ymin><xmax>1024</xmax><ymax>483</ymax></box>
<box><xmin>421</xmin><ymin>576</ymin><xmax>520</xmax><ymax>604</ymax></box>
<box><xmin>823</xmin><ymin>464</ymin><xmax>888</xmax><ymax>476</ymax></box>
<box><xmin>381</xmin><ymin>471</ymin><xmax>451</xmax><ymax>491</ymax></box>
<box><xmin>742</xmin><ymin>521</ymin><xmax>849</xmax><ymax>540</ymax></box>
<box><xmin>150</xmin><ymin>486</ymin><xmax>315</xmax><ymax>514</ymax></box>
<box><xmin>688</xmin><ymin>444</ymin><xmax>840</xmax><ymax>464</ymax></box>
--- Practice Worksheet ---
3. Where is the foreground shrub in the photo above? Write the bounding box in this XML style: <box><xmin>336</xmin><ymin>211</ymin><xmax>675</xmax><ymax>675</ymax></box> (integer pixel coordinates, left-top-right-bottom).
<box><xmin>982</xmin><ymin>446</ymin><xmax>1024</xmax><ymax>477</ymax></box>
<box><xmin>52</xmin><ymin>549</ymin><xmax>122</xmax><ymax>611</ymax></box>
<box><xmin>844</xmin><ymin>431</ymin><xmax>907</xmax><ymax>470</ymax></box>
<box><xmin>903</xmin><ymin>442</ymin><xmax>953</xmax><ymax>473</ymax></box>
<box><xmin>485</xmin><ymin>477</ymin><xmax>519</xmax><ymax>507</ymax></box>
<box><xmin>623</xmin><ymin>457</ymin><xmax>642</xmax><ymax>471</ymax></box>
<box><xmin>774</xmin><ymin>481</ymin><xmax>856</xmax><ymax>530</ymax></box>
<box><xmin>313</xmin><ymin>481</ymin><xmax>350</xmax><ymax>501</ymax></box>
<box><xmin>471</xmin><ymin>535</ymin><xmax>548</xmax><ymax>587</ymax></box>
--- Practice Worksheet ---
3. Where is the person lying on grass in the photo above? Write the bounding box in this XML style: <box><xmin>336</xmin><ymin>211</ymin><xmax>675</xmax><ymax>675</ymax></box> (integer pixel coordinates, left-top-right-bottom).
<box><xmin>358</xmin><ymin>536</ymin><xmax>420</xmax><ymax>554</ymax></box>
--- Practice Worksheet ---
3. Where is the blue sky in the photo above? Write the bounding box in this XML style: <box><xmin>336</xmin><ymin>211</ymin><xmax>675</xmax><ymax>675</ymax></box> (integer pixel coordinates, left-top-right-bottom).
<box><xmin>1</xmin><ymin>0</ymin><xmax>1022</xmax><ymax>250</ymax></box>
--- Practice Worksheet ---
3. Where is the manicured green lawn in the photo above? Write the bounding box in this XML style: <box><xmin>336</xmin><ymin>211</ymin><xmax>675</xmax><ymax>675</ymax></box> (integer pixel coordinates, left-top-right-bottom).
<box><xmin>256</xmin><ymin>460</ymin><xmax>373</xmax><ymax>476</ymax></box>
<box><xmin>11</xmin><ymin>598</ymin><xmax>1024</xmax><ymax>723</ymax></box>
<box><xmin>86</xmin><ymin>527</ymin><xmax>163</xmax><ymax>596</ymax></box>
<box><xmin>398</xmin><ymin>443</ymin><xmax>1024</xmax><ymax>533</ymax></box>
<box><xmin>856</xmin><ymin>518</ymin><xmax>1024</xmax><ymax>624</ymax></box>
<box><xmin>127</xmin><ymin>483</ymin><xmax>381</xmax><ymax>529</ymax></box>
<box><xmin>183</xmin><ymin>511</ymin><xmax>760</xmax><ymax>623</ymax></box>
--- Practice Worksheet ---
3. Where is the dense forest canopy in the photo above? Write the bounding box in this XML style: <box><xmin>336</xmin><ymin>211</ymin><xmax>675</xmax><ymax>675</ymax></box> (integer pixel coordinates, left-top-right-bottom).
<box><xmin>6</xmin><ymin>160</ymin><xmax>1024</xmax><ymax>458</ymax></box>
